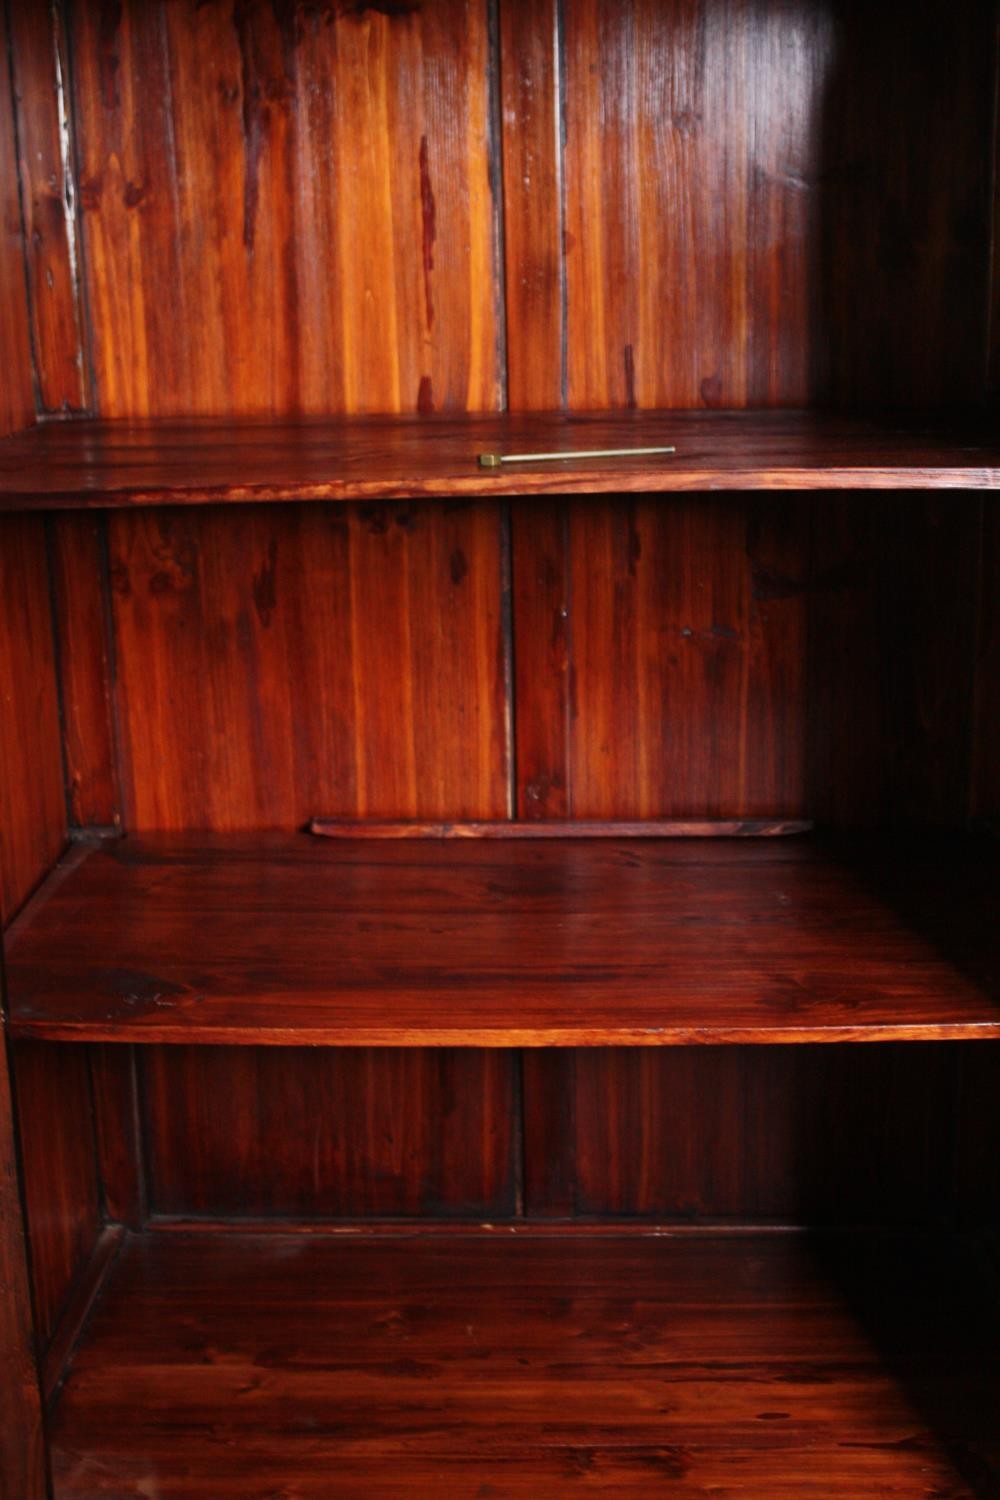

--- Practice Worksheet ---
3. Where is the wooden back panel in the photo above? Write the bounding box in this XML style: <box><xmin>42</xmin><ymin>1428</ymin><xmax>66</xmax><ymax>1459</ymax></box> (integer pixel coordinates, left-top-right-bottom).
<box><xmin>9</xmin><ymin>0</ymin><xmax>996</xmax><ymax>417</ymax></box>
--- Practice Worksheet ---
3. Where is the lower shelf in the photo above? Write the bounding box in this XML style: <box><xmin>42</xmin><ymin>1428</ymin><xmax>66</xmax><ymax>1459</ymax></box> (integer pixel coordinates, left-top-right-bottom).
<box><xmin>50</xmin><ymin>1227</ymin><xmax>1000</xmax><ymax>1497</ymax></box>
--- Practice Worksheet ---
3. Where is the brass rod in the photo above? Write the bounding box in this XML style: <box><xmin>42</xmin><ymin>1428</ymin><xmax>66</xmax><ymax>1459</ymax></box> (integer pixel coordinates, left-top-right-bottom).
<box><xmin>477</xmin><ymin>445</ymin><xmax>676</xmax><ymax>468</ymax></box>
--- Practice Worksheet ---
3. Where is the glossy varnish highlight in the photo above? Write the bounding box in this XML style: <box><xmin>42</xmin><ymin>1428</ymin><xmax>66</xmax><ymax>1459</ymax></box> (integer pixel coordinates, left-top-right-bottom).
<box><xmin>48</xmin><ymin>1229</ymin><xmax>1000</xmax><ymax>1498</ymax></box>
<box><xmin>6</xmin><ymin>833</ymin><xmax>1000</xmax><ymax>1045</ymax></box>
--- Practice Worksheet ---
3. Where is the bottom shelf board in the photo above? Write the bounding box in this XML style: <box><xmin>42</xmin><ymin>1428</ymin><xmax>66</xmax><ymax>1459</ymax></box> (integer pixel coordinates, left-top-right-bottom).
<box><xmin>50</xmin><ymin>1228</ymin><xmax>1000</xmax><ymax>1498</ymax></box>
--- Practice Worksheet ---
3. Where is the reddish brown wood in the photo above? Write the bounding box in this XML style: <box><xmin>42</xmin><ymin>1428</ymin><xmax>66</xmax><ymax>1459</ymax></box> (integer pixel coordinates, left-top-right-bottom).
<box><xmin>0</xmin><ymin>515</ymin><xmax>66</xmax><ymax>919</ymax></box>
<box><xmin>48</xmin><ymin>1229</ymin><xmax>1000</xmax><ymax>1497</ymax></box>
<box><xmin>42</xmin><ymin>1225</ymin><xmax>124</xmax><ymax>1403</ymax></box>
<box><xmin>89</xmin><ymin>1047</ymin><xmax>146</xmax><ymax>1231</ymax></box>
<box><xmin>0</xmin><ymin>1033</ymin><xmax>46</xmax><ymax>1500</ymax></box>
<box><xmin>510</xmin><ymin>499</ymin><xmax>571</xmax><ymax>817</ymax></box>
<box><xmin>143</xmin><ymin>1047</ymin><xmax>515</xmax><ymax>1220</ymax></box>
<box><xmin>7</xmin><ymin>0</ymin><xmax>89</xmax><ymax>414</ymax></box>
<box><xmin>499</xmin><ymin>0</ymin><xmax>564</xmax><ymax>409</ymax></box>
<box><xmin>0</xmin><ymin>0</ymin><xmax>35</xmax><ymax>440</ymax></box>
<box><xmin>0</xmin><ymin>413</ymin><xmax>999</xmax><ymax>510</ymax></box>
<box><xmin>68</xmin><ymin>0</ymin><xmax>500</xmax><ymax>418</ymax></box>
<box><xmin>523</xmin><ymin>1045</ymin><xmax>959</xmax><ymax>1222</ymax></box>
<box><xmin>521</xmin><ymin>496</ymin><xmax>811</xmax><ymax>819</ymax></box>
<box><xmin>11</xmin><ymin>1043</ymin><xmax>102</xmax><ymax>1350</ymax></box>
<box><xmin>48</xmin><ymin>514</ymin><xmax>121</xmax><ymax>828</ymax></box>
<box><xmin>105</xmin><ymin>500</ymin><xmax>509</xmax><ymax>829</ymax></box>
<box><xmin>311</xmin><ymin>818</ymin><xmax>812</xmax><ymax>838</ymax></box>
<box><xmin>6</xmin><ymin>832</ymin><xmax>1000</xmax><ymax>1046</ymax></box>
<box><xmin>559</xmin><ymin>1</ymin><xmax>994</xmax><ymax>410</ymax></box>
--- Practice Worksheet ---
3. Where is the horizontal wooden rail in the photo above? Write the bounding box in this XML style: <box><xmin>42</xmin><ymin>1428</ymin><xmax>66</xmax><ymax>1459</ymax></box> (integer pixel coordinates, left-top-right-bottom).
<box><xmin>309</xmin><ymin>818</ymin><xmax>814</xmax><ymax>840</ymax></box>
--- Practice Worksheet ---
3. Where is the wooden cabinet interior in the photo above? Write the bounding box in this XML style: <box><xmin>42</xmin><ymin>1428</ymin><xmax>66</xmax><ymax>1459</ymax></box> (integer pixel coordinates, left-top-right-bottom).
<box><xmin>0</xmin><ymin>0</ymin><xmax>998</xmax><ymax>1495</ymax></box>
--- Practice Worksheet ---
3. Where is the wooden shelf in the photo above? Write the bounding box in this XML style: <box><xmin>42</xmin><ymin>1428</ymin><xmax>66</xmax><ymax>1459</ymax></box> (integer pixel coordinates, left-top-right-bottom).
<box><xmin>48</xmin><ymin>1227</ymin><xmax>1000</xmax><ymax>1497</ymax></box>
<box><xmin>0</xmin><ymin>410</ymin><xmax>997</xmax><ymax>509</ymax></box>
<box><xmin>6</xmin><ymin>832</ymin><xmax>999</xmax><ymax>1046</ymax></box>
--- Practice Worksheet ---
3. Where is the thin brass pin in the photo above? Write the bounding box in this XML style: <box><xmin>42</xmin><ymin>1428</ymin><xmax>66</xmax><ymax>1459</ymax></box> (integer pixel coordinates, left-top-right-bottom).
<box><xmin>477</xmin><ymin>445</ymin><xmax>676</xmax><ymax>469</ymax></box>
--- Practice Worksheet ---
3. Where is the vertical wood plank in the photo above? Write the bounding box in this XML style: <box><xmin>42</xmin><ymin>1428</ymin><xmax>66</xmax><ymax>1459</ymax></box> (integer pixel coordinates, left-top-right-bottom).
<box><xmin>107</xmin><ymin>500</ymin><xmax>510</xmax><ymax>828</ymax></box>
<box><xmin>7</xmin><ymin>0</ymin><xmax>89</xmax><ymax>413</ymax></box>
<box><xmin>144</xmin><ymin>1047</ymin><xmax>516</xmax><ymax>1219</ymax></box>
<box><xmin>69</xmin><ymin>0</ymin><xmax>501</xmax><ymax>417</ymax></box>
<box><xmin>0</xmin><ymin>0</ymin><xmax>36</xmax><ymax>436</ymax></box>
<box><xmin>49</xmin><ymin>513</ymin><xmax>121</xmax><ymax>828</ymax></box>
<box><xmin>0</xmin><ymin>1033</ymin><xmax>46</xmax><ymax>1500</ymax></box>
<box><xmin>89</xmin><ymin>1046</ymin><xmax>146</xmax><ymax>1230</ymax></box>
<box><xmin>0</xmin><ymin>515</ymin><xmax>66</xmax><ymax>918</ymax></box>
<box><xmin>499</xmin><ymin>0</ymin><xmax>564</xmax><ymax>409</ymax></box>
<box><xmin>515</xmin><ymin>496</ymin><xmax>809</xmax><ymax>820</ymax></box>
<box><xmin>511</xmin><ymin>500</ymin><xmax>570</xmax><ymax>817</ymax></box>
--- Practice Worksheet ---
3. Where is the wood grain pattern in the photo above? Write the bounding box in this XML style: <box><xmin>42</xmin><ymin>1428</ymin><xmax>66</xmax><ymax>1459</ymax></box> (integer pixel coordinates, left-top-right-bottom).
<box><xmin>0</xmin><ymin>1033</ymin><xmax>46</xmax><ymax>1500</ymax></box>
<box><xmin>42</xmin><ymin>1225</ymin><xmax>124</xmax><ymax>1403</ymax></box>
<box><xmin>11</xmin><ymin>1043</ymin><xmax>102</xmax><ymax>1351</ymax></box>
<box><xmin>6</xmin><ymin>0</ymin><xmax>89</xmax><ymax>414</ymax></box>
<box><xmin>1</xmin><ymin>413</ymin><xmax>999</xmax><ymax>509</ymax></box>
<box><xmin>106</xmin><ymin>499</ymin><xmax>508</xmax><ymax>828</ymax></box>
<box><xmin>499</xmin><ymin>0</ymin><xmax>564</xmax><ymax>408</ymax></box>
<box><xmin>0</xmin><ymin>515</ymin><xmax>66</xmax><ymax>919</ymax></box>
<box><xmin>0</xmin><ymin>0</ymin><xmax>35</xmax><ymax>439</ymax></box>
<box><xmin>7</xmin><ymin>832</ymin><xmax>1000</xmax><ymax>1045</ymax></box>
<box><xmin>143</xmin><ymin>1047</ymin><xmax>515</xmax><ymax>1219</ymax></box>
<box><xmin>523</xmin><ymin>1046</ymin><xmax>959</xmax><ymax>1222</ymax></box>
<box><xmin>68</xmin><ymin>0</ymin><xmax>501</xmax><ymax>417</ymax></box>
<box><xmin>49</xmin><ymin>1229</ymin><xmax>1000</xmax><ymax>1497</ymax></box>
<box><xmin>48</xmin><ymin>513</ymin><xmax>121</xmax><ymax>828</ymax></box>
<box><xmin>557</xmin><ymin>0</ymin><xmax>995</xmax><ymax>410</ymax></box>
<box><xmin>513</xmin><ymin>496</ymin><xmax>810</xmax><ymax>820</ymax></box>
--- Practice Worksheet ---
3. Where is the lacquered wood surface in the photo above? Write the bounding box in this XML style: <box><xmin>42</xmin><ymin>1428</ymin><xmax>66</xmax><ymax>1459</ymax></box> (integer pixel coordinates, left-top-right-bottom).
<box><xmin>49</xmin><ymin>1229</ymin><xmax>1000</xmax><ymax>1498</ymax></box>
<box><xmin>105</xmin><ymin>501</ymin><xmax>510</xmax><ymax>828</ymax></box>
<box><xmin>6</xmin><ymin>833</ymin><xmax>1000</xmax><ymax>1046</ymax></box>
<box><xmin>67</xmin><ymin>0</ymin><xmax>501</xmax><ymax>418</ymax></box>
<box><xmin>144</xmin><ymin>1047</ymin><xmax>516</xmax><ymax>1219</ymax></box>
<box><xmin>1</xmin><ymin>412</ymin><xmax>999</xmax><ymax>510</ymax></box>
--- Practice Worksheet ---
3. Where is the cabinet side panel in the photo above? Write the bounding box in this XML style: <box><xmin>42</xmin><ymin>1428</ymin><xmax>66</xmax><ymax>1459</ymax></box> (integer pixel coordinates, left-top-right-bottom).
<box><xmin>0</xmin><ymin>515</ymin><xmax>65</xmax><ymax>916</ymax></box>
<box><xmin>144</xmin><ymin>1047</ymin><xmax>517</xmax><ymax>1220</ymax></box>
<box><xmin>0</xmin><ymin>1034</ymin><xmax>46</xmax><ymax>1499</ymax></box>
<box><xmin>0</xmin><ymin>0</ymin><xmax>35</xmax><ymax>435</ymax></box>
<box><xmin>68</xmin><ymin>0</ymin><xmax>502</xmax><ymax>417</ymax></box>
<box><xmin>11</xmin><ymin>1043</ymin><xmax>102</xmax><ymax>1349</ymax></box>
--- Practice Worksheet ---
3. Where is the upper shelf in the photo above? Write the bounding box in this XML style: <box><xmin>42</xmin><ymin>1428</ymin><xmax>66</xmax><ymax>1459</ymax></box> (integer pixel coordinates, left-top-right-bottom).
<box><xmin>5</xmin><ymin>831</ymin><xmax>999</xmax><ymax>1046</ymax></box>
<box><xmin>0</xmin><ymin>411</ymin><xmax>997</xmax><ymax>509</ymax></box>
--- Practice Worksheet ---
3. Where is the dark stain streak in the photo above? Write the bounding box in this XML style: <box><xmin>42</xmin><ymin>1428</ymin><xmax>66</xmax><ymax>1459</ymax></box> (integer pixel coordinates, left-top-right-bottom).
<box><xmin>419</xmin><ymin>135</ymin><xmax>436</xmax><ymax>331</ymax></box>
<box><xmin>700</xmin><ymin>372</ymin><xmax>723</xmax><ymax>407</ymax></box>
<box><xmin>253</xmin><ymin>539</ymin><xmax>279</xmax><ymax>627</ymax></box>
<box><xmin>123</xmin><ymin>180</ymin><xmax>145</xmax><ymax>209</ymax></box>
<box><xmin>449</xmin><ymin>548</ymin><xmax>468</xmax><ymax>586</ymax></box>
<box><xmin>417</xmin><ymin>374</ymin><xmax>435</xmax><ymax>412</ymax></box>
<box><xmin>234</xmin><ymin>2</ymin><xmax>264</xmax><ymax>253</ymax></box>
<box><xmin>623</xmin><ymin>343</ymin><xmax>636</xmax><ymax>409</ymax></box>
<box><xmin>752</xmin><ymin>565</ymin><xmax>809</xmax><ymax>602</ymax></box>
<box><xmin>627</xmin><ymin>520</ymin><xmax>642</xmax><ymax>577</ymax></box>
<box><xmin>338</xmin><ymin>0</ymin><xmax>420</xmax><ymax>15</ymax></box>
<box><xmin>98</xmin><ymin>0</ymin><xmax>123</xmax><ymax>110</ymax></box>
